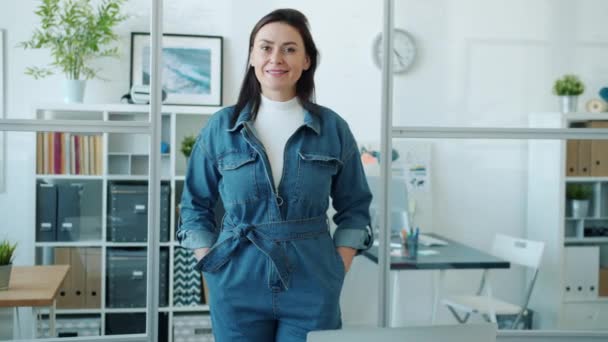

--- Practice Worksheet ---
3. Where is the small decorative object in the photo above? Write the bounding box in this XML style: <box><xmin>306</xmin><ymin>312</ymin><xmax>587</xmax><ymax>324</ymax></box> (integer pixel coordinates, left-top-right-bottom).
<box><xmin>553</xmin><ymin>74</ymin><xmax>585</xmax><ymax>113</ymax></box>
<box><xmin>599</xmin><ymin>87</ymin><xmax>608</xmax><ymax>102</ymax></box>
<box><xmin>129</xmin><ymin>85</ymin><xmax>168</xmax><ymax>104</ymax></box>
<box><xmin>0</xmin><ymin>239</ymin><xmax>17</xmax><ymax>290</ymax></box>
<box><xmin>20</xmin><ymin>0</ymin><xmax>128</xmax><ymax>103</ymax></box>
<box><xmin>585</xmin><ymin>99</ymin><xmax>607</xmax><ymax>113</ymax></box>
<box><xmin>360</xmin><ymin>146</ymin><xmax>399</xmax><ymax>163</ymax></box>
<box><xmin>180</xmin><ymin>135</ymin><xmax>196</xmax><ymax>159</ymax></box>
<box><xmin>372</xmin><ymin>28</ymin><xmax>417</xmax><ymax>74</ymax></box>
<box><xmin>160</xmin><ymin>141</ymin><xmax>170</xmax><ymax>154</ymax></box>
<box><xmin>566</xmin><ymin>183</ymin><xmax>593</xmax><ymax>218</ymax></box>
<box><xmin>130</xmin><ymin>33</ymin><xmax>223</xmax><ymax>106</ymax></box>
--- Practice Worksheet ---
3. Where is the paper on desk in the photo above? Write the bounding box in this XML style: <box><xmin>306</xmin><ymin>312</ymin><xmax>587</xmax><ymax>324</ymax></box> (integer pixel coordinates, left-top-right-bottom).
<box><xmin>390</xmin><ymin>249</ymin><xmax>403</xmax><ymax>257</ymax></box>
<box><xmin>373</xmin><ymin>241</ymin><xmax>402</xmax><ymax>248</ymax></box>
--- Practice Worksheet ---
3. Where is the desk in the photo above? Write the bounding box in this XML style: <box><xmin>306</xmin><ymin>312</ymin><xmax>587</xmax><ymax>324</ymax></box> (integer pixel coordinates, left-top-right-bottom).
<box><xmin>363</xmin><ymin>234</ymin><xmax>509</xmax><ymax>324</ymax></box>
<box><xmin>0</xmin><ymin>265</ymin><xmax>70</xmax><ymax>338</ymax></box>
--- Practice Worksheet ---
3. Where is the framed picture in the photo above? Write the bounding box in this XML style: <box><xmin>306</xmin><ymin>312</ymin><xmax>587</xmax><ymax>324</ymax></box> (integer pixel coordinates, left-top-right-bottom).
<box><xmin>130</xmin><ymin>32</ymin><xmax>223</xmax><ymax>106</ymax></box>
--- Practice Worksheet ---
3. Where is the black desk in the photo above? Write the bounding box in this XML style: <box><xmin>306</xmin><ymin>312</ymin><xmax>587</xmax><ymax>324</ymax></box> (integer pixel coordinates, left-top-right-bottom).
<box><xmin>363</xmin><ymin>233</ymin><xmax>510</xmax><ymax>270</ymax></box>
<box><xmin>362</xmin><ymin>233</ymin><xmax>510</xmax><ymax>324</ymax></box>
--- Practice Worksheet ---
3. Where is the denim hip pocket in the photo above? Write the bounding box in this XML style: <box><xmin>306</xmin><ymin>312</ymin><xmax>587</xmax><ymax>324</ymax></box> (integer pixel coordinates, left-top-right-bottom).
<box><xmin>217</xmin><ymin>151</ymin><xmax>260</xmax><ymax>204</ymax></box>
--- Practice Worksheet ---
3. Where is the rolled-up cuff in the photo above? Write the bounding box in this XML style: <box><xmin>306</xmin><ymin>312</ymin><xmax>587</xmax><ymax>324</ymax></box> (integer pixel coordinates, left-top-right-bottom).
<box><xmin>333</xmin><ymin>227</ymin><xmax>373</xmax><ymax>252</ymax></box>
<box><xmin>177</xmin><ymin>229</ymin><xmax>218</xmax><ymax>249</ymax></box>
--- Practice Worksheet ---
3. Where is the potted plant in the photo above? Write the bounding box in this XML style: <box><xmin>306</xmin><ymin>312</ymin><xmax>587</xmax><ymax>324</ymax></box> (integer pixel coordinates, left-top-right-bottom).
<box><xmin>553</xmin><ymin>74</ymin><xmax>585</xmax><ymax>113</ymax></box>
<box><xmin>180</xmin><ymin>135</ymin><xmax>196</xmax><ymax>161</ymax></box>
<box><xmin>566</xmin><ymin>183</ymin><xmax>593</xmax><ymax>218</ymax></box>
<box><xmin>0</xmin><ymin>240</ymin><xmax>17</xmax><ymax>291</ymax></box>
<box><xmin>20</xmin><ymin>0</ymin><xmax>128</xmax><ymax>103</ymax></box>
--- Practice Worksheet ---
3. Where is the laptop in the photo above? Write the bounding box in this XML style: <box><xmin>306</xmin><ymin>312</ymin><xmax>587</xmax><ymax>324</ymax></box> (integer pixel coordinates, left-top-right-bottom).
<box><xmin>307</xmin><ymin>324</ymin><xmax>496</xmax><ymax>342</ymax></box>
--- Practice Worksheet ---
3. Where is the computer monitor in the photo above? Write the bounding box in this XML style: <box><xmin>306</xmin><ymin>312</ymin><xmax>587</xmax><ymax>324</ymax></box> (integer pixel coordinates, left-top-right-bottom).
<box><xmin>365</xmin><ymin>175</ymin><xmax>410</xmax><ymax>237</ymax></box>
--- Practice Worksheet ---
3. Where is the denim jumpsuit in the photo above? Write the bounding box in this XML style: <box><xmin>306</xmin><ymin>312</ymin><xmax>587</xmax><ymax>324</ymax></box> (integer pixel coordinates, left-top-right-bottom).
<box><xmin>177</xmin><ymin>103</ymin><xmax>373</xmax><ymax>342</ymax></box>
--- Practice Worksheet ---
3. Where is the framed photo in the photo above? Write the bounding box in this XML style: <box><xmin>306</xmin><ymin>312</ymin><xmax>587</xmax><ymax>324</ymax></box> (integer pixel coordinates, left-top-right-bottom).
<box><xmin>130</xmin><ymin>32</ymin><xmax>223</xmax><ymax>106</ymax></box>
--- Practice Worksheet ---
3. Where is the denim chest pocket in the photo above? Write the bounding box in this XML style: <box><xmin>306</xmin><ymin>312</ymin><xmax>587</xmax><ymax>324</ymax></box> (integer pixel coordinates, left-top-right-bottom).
<box><xmin>296</xmin><ymin>152</ymin><xmax>342</xmax><ymax>201</ymax></box>
<box><xmin>218</xmin><ymin>151</ymin><xmax>260</xmax><ymax>204</ymax></box>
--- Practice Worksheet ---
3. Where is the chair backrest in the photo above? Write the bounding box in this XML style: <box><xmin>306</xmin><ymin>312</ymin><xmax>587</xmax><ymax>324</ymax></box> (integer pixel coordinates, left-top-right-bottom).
<box><xmin>307</xmin><ymin>324</ymin><xmax>496</xmax><ymax>342</ymax></box>
<box><xmin>491</xmin><ymin>234</ymin><xmax>544</xmax><ymax>269</ymax></box>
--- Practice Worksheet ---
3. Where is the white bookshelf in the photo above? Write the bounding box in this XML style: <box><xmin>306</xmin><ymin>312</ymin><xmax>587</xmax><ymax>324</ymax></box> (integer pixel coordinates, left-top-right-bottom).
<box><xmin>528</xmin><ymin>112</ymin><xmax>608</xmax><ymax>330</ymax></box>
<box><xmin>33</xmin><ymin>103</ymin><xmax>220</xmax><ymax>341</ymax></box>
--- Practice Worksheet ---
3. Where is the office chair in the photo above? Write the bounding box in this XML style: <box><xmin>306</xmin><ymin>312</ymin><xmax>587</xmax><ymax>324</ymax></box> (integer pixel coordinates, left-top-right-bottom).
<box><xmin>441</xmin><ymin>234</ymin><xmax>544</xmax><ymax>329</ymax></box>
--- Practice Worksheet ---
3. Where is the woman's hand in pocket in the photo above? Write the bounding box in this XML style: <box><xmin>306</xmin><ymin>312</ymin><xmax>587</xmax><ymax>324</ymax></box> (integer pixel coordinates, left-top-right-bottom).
<box><xmin>336</xmin><ymin>246</ymin><xmax>357</xmax><ymax>273</ymax></box>
<box><xmin>194</xmin><ymin>247</ymin><xmax>210</xmax><ymax>262</ymax></box>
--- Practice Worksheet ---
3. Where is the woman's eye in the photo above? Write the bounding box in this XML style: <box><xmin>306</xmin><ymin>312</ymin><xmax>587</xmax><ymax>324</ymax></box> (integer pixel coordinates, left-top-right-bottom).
<box><xmin>260</xmin><ymin>46</ymin><xmax>270</xmax><ymax>51</ymax></box>
<box><xmin>284</xmin><ymin>47</ymin><xmax>296</xmax><ymax>53</ymax></box>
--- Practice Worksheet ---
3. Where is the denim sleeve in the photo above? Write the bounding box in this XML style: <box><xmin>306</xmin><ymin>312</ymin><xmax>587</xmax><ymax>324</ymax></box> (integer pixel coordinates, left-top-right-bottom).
<box><xmin>331</xmin><ymin>138</ymin><xmax>374</xmax><ymax>252</ymax></box>
<box><xmin>176</xmin><ymin>133</ymin><xmax>221</xmax><ymax>249</ymax></box>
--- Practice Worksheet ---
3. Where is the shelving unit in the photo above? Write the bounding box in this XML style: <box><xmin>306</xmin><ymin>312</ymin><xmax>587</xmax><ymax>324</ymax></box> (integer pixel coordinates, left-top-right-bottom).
<box><xmin>528</xmin><ymin>112</ymin><xmax>608</xmax><ymax>330</ymax></box>
<box><xmin>32</xmin><ymin>103</ymin><xmax>220</xmax><ymax>341</ymax></box>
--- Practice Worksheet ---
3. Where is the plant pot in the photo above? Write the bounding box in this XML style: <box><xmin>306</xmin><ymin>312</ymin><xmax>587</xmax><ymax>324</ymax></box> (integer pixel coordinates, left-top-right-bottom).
<box><xmin>560</xmin><ymin>95</ymin><xmax>578</xmax><ymax>113</ymax></box>
<box><xmin>0</xmin><ymin>264</ymin><xmax>12</xmax><ymax>291</ymax></box>
<box><xmin>570</xmin><ymin>199</ymin><xmax>590</xmax><ymax>218</ymax></box>
<box><xmin>63</xmin><ymin>79</ymin><xmax>87</xmax><ymax>103</ymax></box>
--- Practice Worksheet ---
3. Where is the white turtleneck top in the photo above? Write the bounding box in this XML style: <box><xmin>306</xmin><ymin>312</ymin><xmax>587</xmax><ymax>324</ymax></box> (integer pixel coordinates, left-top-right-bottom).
<box><xmin>252</xmin><ymin>94</ymin><xmax>305</xmax><ymax>190</ymax></box>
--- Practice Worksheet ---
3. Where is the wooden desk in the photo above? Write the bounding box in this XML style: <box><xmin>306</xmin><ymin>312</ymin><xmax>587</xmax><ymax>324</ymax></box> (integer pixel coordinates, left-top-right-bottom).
<box><xmin>0</xmin><ymin>265</ymin><xmax>69</xmax><ymax>338</ymax></box>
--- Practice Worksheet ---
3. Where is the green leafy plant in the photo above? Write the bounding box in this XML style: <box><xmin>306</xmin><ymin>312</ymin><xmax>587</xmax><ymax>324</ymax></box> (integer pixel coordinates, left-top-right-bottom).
<box><xmin>566</xmin><ymin>183</ymin><xmax>593</xmax><ymax>200</ymax></box>
<box><xmin>20</xmin><ymin>0</ymin><xmax>128</xmax><ymax>80</ymax></box>
<box><xmin>180</xmin><ymin>135</ymin><xmax>196</xmax><ymax>158</ymax></box>
<box><xmin>553</xmin><ymin>74</ymin><xmax>585</xmax><ymax>96</ymax></box>
<box><xmin>0</xmin><ymin>240</ymin><xmax>17</xmax><ymax>266</ymax></box>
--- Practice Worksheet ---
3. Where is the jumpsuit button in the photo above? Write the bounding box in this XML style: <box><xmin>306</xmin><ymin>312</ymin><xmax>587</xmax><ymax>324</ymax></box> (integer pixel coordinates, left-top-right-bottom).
<box><xmin>276</xmin><ymin>195</ymin><xmax>284</xmax><ymax>206</ymax></box>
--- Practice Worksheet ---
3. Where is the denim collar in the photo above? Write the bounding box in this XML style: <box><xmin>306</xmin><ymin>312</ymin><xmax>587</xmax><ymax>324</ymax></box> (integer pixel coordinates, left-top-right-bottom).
<box><xmin>227</xmin><ymin>102</ymin><xmax>321</xmax><ymax>135</ymax></box>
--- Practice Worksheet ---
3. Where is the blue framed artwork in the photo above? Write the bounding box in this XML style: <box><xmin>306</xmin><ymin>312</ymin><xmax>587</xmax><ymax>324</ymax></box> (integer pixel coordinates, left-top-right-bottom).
<box><xmin>130</xmin><ymin>33</ymin><xmax>223</xmax><ymax>106</ymax></box>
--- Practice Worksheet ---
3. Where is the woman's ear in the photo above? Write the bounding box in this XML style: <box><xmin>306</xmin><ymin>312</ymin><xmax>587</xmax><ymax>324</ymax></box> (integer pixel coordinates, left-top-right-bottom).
<box><xmin>304</xmin><ymin>55</ymin><xmax>311</xmax><ymax>71</ymax></box>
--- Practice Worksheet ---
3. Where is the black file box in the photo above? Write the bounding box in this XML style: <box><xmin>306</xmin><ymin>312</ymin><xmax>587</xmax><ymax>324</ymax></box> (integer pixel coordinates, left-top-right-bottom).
<box><xmin>106</xmin><ymin>248</ymin><xmax>169</xmax><ymax>308</ymax></box>
<box><xmin>36</xmin><ymin>182</ymin><xmax>57</xmax><ymax>241</ymax></box>
<box><xmin>108</xmin><ymin>182</ymin><xmax>170</xmax><ymax>242</ymax></box>
<box><xmin>57</xmin><ymin>183</ymin><xmax>83</xmax><ymax>241</ymax></box>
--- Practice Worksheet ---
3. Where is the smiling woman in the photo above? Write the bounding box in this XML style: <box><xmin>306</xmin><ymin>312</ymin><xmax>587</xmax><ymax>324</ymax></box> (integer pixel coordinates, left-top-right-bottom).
<box><xmin>176</xmin><ymin>8</ymin><xmax>374</xmax><ymax>342</ymax></box>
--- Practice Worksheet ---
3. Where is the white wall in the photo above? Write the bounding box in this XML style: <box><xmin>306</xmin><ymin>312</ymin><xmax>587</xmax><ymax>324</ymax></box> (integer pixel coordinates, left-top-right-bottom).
<box><xmin>1</xmin><ymin>0</ymin><xmax>608</xmax><ymax>329</ymax></box>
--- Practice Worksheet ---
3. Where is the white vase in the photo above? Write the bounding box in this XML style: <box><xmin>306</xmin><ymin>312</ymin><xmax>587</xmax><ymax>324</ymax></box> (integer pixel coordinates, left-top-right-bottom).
<box><xmin>63</xmin><ymin>79</ymin><xmax>87</xmax><ymax>103</ymax></box>
<box><xmin>0</xmin><ymin>264</ymin><xmax>12</xmax><ymax>291</ymax></box>
<box><xmin>570</xmin><ymin>199</ymin><xmax>589</xmax><ymax>218</ymax></box>
<box><xmin>560</xmin><ymin>95</ymin><xmax>578</xmax><ymax>113</ymax></box>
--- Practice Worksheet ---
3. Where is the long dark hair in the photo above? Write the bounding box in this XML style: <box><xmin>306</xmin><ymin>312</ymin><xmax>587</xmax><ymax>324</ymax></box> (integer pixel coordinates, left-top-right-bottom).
<box><xmin>231</xmin><ymin>8</ymin><xmax>319</xmax><ymax>126</ymax></box>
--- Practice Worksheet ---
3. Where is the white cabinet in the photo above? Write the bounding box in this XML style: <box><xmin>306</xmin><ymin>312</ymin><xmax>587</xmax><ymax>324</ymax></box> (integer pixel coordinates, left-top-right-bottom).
<box><xmin>527</xmin><ymin>112</ymin><xmax>608</xmax><ymax>330</ymax></box>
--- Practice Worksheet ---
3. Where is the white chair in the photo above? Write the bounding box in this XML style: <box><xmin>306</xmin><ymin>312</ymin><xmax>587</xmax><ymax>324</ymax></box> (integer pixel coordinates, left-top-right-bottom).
<box><xmin>441</xmin><ymin>234</ymin><xmax>544</xmax><ymax>329</ymax></box>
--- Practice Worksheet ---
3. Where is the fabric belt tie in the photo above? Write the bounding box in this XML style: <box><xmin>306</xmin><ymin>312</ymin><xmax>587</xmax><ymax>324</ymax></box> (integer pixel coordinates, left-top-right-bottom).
<box><xmin>195</xmin><ymin>216</ymin><xmax>328</xmax><ymax>290</ymax></box>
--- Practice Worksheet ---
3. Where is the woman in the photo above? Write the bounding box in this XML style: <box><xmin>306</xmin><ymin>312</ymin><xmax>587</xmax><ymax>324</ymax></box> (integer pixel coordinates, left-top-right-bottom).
<box><xmin>178</xmin><ymin>8</ymin><xmax>373</xmax><ymax>342</ymax></box>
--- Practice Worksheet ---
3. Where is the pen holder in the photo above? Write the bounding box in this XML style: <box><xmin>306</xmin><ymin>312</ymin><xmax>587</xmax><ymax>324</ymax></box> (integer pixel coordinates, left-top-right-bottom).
<box><xmin>403</xmin><ymin>235</ymin><xmax>419</xmax><ymax>259</ymax></box>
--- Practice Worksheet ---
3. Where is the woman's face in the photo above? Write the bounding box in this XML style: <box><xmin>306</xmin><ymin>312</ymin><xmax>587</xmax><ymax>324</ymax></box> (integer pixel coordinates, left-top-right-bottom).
<box><xmin>250</xmin><ymin>22</ymin><xmax>310</xmax><ymax>101</ymax></box>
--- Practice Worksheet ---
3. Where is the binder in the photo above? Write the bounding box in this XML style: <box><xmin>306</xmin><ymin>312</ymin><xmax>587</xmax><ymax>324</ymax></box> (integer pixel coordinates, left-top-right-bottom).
<box><xmin>54</xmin><ymin>247</ymin><xmax>72</xmax><ymax>308</ymax></box>
<box><xmin>85</xmin><ymin>248</ymin><xmax>101</xmax><ymax>308</ymax></box>
<box><xmin>590</xmin><ymin>121</ymin><xmax>608</xmax><ymax>176</ymax></box>
<box><xmin>577</xmin><ymin>140</ymin><xmax>591</xmax><ymax>176</ymax></box>
<box><xmin>36</xmin><ymin>182</ymin><xmax>57</xmax><ymax>242</ymax></box>
<box><xmin>563</xmin><ymin>246</ymin><xmax>599</xmax><ymax>300</ymax></box>
<box><xmin>565</xmin><ymin>140</ymin><xmax>578</xmax><ymax>176</ymax></box>
<box><xmin>57</xmin><ymin>183</ymin><xmax>82</xmax><ymax>241</ymax></box>
<box><xmin>70</xmin><ymin>248</ymin><xmax>87</xmax><ymax>308</ymax></box>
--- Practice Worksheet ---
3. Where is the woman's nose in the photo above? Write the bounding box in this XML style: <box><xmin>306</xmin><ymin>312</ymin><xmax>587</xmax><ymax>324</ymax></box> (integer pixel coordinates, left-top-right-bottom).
<box><xmin>269</xmin><ymin>49</ymin><xmax>283</xmax><ymax>64</ymax></box>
